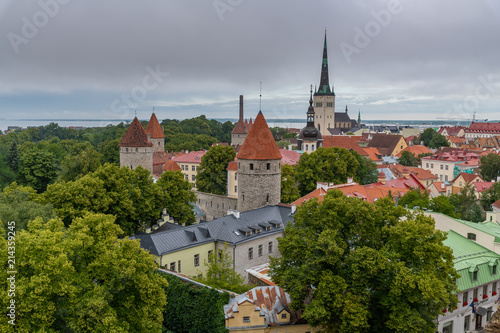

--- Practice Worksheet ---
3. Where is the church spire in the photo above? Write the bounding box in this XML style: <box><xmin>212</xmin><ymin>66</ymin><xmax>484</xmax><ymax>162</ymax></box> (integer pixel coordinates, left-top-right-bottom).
<box><xmin>315</xmin><ymin>30</ymin><xmax>335</xmax><ymax>96</ymax></box>
<box><xmin>357</xmin><ymin>109</ymin><xmax>361</xmax><ymax>125</ymax></box>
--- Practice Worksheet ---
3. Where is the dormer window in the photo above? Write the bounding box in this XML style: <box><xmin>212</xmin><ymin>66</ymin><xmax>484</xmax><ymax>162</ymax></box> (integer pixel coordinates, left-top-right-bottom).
<box><xmin>467</xmin><ymin>233</ymin><xmax>476</xmax><ymax>241</ymax></box>
<box><xmin>472</xmin><ymin>270</ymin><xmax>478</xmax><ymax>282</ymax></box>
<box><xmin>493</xmin><ymin>264</ymin><xmax>498</xmax><ymax>275</ymax></box>
<box><xmin>281</xmin><ymin>313</ymin><xmax>287</xmax><ymax>319</ymax></box>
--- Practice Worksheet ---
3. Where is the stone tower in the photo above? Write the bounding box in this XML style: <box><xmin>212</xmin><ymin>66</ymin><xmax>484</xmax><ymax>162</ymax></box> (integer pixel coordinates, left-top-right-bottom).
<box><xmin>231</xmin><ymin>95</ymin><xmax>247</xmax><ymax>146</ymax></box>
<box><xmin>237</xmin><ymin>111</ymin><xmax>282</xmax><ymax>212</ymax></box>
<box><xmin>313</xmin><ymin>31</ymin><xmax>335</xmax><ymax>136</ymax></box>
<box><xmin>297</xmin><ymin>86</ymin><xmax>323</xmax><ymax>153</ymax></box>
<box><xmin>145</xmin><ymin>112</ymin><xmax>164</xmax><ymax>153</ymax></box>
<box><xmin>119</xmin><ymin>117</ymin><xmax>153</xmax><ymax>173</ymax></box>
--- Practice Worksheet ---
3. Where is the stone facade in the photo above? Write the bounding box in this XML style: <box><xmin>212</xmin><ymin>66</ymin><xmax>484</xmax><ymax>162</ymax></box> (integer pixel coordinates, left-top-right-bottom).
<box><xmin>120</xmin><ymin>146</ymin><xmax>153</xmax><ymax>173</ymax></box>
<box><xmin>237</xmin><ymin>159</ymin><xmax>281</xmax><ymax>212</ymax></box>
<box><xmin>195</xmin><ymin>191</ymin><xmax>238</xmax><ymax>221</ymax></box>
<box><xmin>314</xmin><ymin>94</ymin><xmax>335</xmax><ymax>135</ymax></box>
<box><xmin>231</xmin><ymin>133</ymin><xmax>247</xmax><ymax>146</ymax></box>
<box><xmin>150</xmin><ymin>137</ymin><xmax>164</xmax><ymax>152</ymax></box>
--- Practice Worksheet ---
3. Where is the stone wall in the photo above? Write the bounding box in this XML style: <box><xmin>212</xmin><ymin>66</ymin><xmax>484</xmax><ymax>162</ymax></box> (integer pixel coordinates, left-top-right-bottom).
<box><xmin>195</xmin><ymin>191</ymin><xmax>238</xmax><ymax>221</ymax></box>
<box><xmin>120</xmin><ymin>146</ymin><xmax>153</xmax><ymax>173</ymax></box>
<box><xmin>237</xmin><ymin>159</ymin><xmax>281</xmax><ymax>212</ymax></box>
<box><xmin>150</xmin><ymin>137</ymin><xmax>164</xmax><ymax>153</ymax></box>
<box><xmin>231</xmin><ymin>133</ymin><xmax>247</xmax><ymax>146</ymax></box>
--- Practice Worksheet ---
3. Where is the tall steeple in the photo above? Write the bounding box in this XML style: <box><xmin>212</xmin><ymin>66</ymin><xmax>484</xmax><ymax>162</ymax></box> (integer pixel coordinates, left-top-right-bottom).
<box><xmin>357</xmin><ymin>109</ymin><xmax>361</xmax><ymax>125</ymax></box>
<box><xmin>315</xmin><ymin>30</ymin><xmax>335</xmax><ymax>96</ymax></box>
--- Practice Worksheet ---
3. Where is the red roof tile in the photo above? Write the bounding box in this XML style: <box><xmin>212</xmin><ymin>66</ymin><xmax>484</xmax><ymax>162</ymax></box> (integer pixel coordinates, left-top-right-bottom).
<box><xmin>119</xmin><ymin>117</ymin><xmax>153</xmax><ymax>147</ymax></box>
<box><xmin>279</xmin><ymin>148</ymin><xmax>301</xmax><ymax>166</ymax></box>
<box><xmin>226</xmin><ymin>161</ymin><xmax>237</xmax><ymax>171</ymax></box>
<box><xmin>467</xmin><ymin>122</ymin><xmax>500</xmax><ymax>133</ymax></box>
<box><xmin>162</xmin><ymin>159</ymin><xmax>181</xmax><ymax>171</ymax></box>
<box><xmin>363</xmin><ymin>147</ymin><xmax>383</xmax><ymax>161</ymax></box>
<box><xmin>145</xmin><ymin>113</ymin><xmax>165</xmax><ymax>138</ymax></box>
<box><xmin>237</xmin><ymin>111</ymin><xmax>282</xmax><ymax>160</ymax></box>
<box><xmin>173</xmin><ymin>150</ymin><xmax>207</xmax><ymax>164</ymax></box>
<box><xmin>473</xmin><ymin>182</ymin><xmax>494</xmax><ymax>193</ymax></box>
<box><xmin>396</xmin><ymin>145</ymin><xmax>432</xmax><ymax>158</ymax></box>
<box><xmin>452</xmin><ymin>172</ymin><xmax>483</xmax><ymax>184</ymax></box>
<box><xmin>231</xmin><ymin>118</ymin><xmax>247</xmax><ymax>134</ymax></box>
<box><xmin>322</xmin><ymin>136</ymin><xmax>368</xmax><ymax>156</ymax></box>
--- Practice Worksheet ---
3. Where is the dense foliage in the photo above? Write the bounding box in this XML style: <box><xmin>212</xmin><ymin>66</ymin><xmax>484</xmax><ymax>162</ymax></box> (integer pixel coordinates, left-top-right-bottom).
<box><xmin>196</xmin><ymin>145</ymin><xmax>236</xmax><ymax>195</ymax></box>
<box><xmin>0</xmin><ymin>213</ymin><xmax>167</xmax><ymax>332</ymax></box>
<box><xmin>280</xmin><ymin>164</ymin><xmax>300</xmax><ymax>204</ymax></box>
<box><xmin>449</xmin><ymin>185</ymin><xmax>485</xmax><ymax>222</ymax></box>
<box><xmin>418</xmin><ymin>128</ymin><xmax>449</xmax><ymax>149</ymax></box>
<box><xmin>294</xmin><ymin>147</ymin><xmax>377</xmax><ymax>196</ymax></box>
<box><xmin>269</xmin><ymin>190</ymin><xmax>458</xmax><ymax>333</ymax></box>
<box><xmin>157</xmin><ymin>170</ymin><xmax>197</xmax><ymax>226</ymax></box>
<box><xmin>480</xmin><ymin>153</ymin><xmax>500</xmax><ymax>182</ymax></box>
<box><xmin>162</xmin><ymin>273</ymin><xmax>229</xmax><ymax>333</ymax></box>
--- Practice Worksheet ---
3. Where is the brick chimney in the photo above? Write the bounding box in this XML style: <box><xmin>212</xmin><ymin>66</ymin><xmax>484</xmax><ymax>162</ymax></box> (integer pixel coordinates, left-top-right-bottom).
<box><xmin>239</xmin><ymin>95</ymin><xmax>244</xmax><ymax>121</ymax></box>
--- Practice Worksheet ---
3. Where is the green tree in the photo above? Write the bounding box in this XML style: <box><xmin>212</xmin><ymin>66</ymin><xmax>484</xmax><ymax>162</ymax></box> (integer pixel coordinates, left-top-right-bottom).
<box><xmin>0</xmin><ymin>183</ymin><xmax>55</xmax><ymax>231</ymax></box>
<box><xmin>196</xmin><ymin>145</ymin><xmax>236</xmax><ymax>195</ymax></box>
<box><xmin>352</xmin><ymin>151</ymin><xmax>378</xmax><ymax>184</ymax></box>
<box><xmin>428</xmin><ymin>134</ymin><xmax>450</xmax><ymax>149</ymax></box>
<box><xmin>18</xmin><ymin>148</ymin><xmax>58</xmax><ymax>193</ymax></box>
<box><xmin>156</xmin><ymin>170</ymin><xmax>196</xmax><ymax>226</ymax></box>
<box><xmin>449</xmin><ymin>185</ymin><xmax>484</xmax><ymax>222</ymax></box>
<box><xmin>295</xmin><ymin>147</ymin><xmax>359</xmax><ymax>196</ymax></box>
<box><xmin>481</xmin><ymin>182</ymin><xmax>500</xmax><ymax>210</ymax></box>
<box><xmin>6</xmin><ymin>141</ymin><xmax>19</xmax><ymax>173</ymax></box>
<box><xmin>269</xmin><ymin>190</ymin><xmax>458</xmax><ymax>333</ymax></box>
<box><xmin>60</xmin><ymin>142</ymin><xmax>102</xmax><ymax>181</ymax></box>
<box><xmin>162</xmin><ymin>273</ymin><xmax>229</xmax><ymax>333</ymax></box>
<box><xmin>98</xmin><ymin>138</ymin><xmax>120</xmax><ymax>165</ymax></box>
<box><xmin>0</xmin><ymin>213</ymin><xmax>167</xmax><ymax>332</ymax></box>
<box><xmin>399</xmin><ymin>188</ymin><xmax>430</xmax><ymax>209</ymax></box>
<box><xmin>196</xmin><ymin>243</ymin><xmax>252</xmax><ymax>294</ymax></box>
<box><xmin>429</xmin><ymin>195</ymin><xmax>459</xmax><ymax>218</ymax></box>
<box><xmin>480</xmin><ymin>153</ymin><xmax>500</xmax><ymax>182</ymax></box>
<box><xmin>281</xmin><ymin>164</ymin><xmax>300</xmax><ymax>204</ymax></box>
<box><xmin>418</xmin><ymin>128</ymin><xmax>437</xmax><ymax>147</ymax></box>
<box><xmin>398</xmin><ymin>150</ymin><xmax>419</xmax><ymax>167</ymax></box>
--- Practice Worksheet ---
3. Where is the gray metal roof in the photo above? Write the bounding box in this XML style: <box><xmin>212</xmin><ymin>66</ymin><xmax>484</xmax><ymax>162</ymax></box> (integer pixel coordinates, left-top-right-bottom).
<box><xmin>134</xmin><ymin>205</ymin><xmax>293</xmax><ymax>256</ymax></box>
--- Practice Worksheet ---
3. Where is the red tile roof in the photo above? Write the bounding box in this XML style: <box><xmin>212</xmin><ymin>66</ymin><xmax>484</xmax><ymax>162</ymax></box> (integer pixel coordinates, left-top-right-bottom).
<box><xmin>237</xmin><ymin>111</ymin><xmax>282</xmax><ymax>160</ymax></box>
<box><xmin>389</xmin><ymin>164</ymin><xmax>438</xmax><ymax>180</ymax></box>
<box><xmin>290</xmin><ymin>188</ymin><xmax>327</xmax><ymax>206</ymax></box>
<box><xmin>226</xmin><ymin>161</ymin><xmax>237</xmax><ymax>171</ymax></box>
<box><xmin>119</xmin><ymin>117</ymin><xmax>153</xmax><ymax>147</ymax></box>
<box><xmin>366</xmin><ymin>134</ymin><xmax>405</xmax><ymax>156</ymax></box>
<box><xmin>162</xmin><ymin>159</ymin><xmax>181</xmax><ymax>171</ymax></box>
<box><xmin>145</xmin><ymin>113</ymin><xmax>165</xmax><ymax>138</ymax></box>
<box><xmin>396</xmin><ymin>145</ymin><xmax>432</xmax><ymax>158</ymax></box>
<box><xmin>322</xmin><ymin>136</ymin><xmax>369</xmax><ymax>156</ymax></box>
<box><xmin>452</xmin><ymin>172</ymin><xmax>483</xmax><ymax>184</ymax></box>
<box><xmin>279</xmin><ymin>148</ymin><xmax>301</xmax><ymax>166</ymax></box>
<box><xmin>467</xmin><ymin>122</ymin><xmax>500</xmax><ymax>133</ymax></box>
<box><xmin>492</xmin><ymin>199</ymin><xmax>500</xmax><ymax>209</ymax></box>
<box><xmin>473</xmin><ymin>182</ymin><xmax>494</xmax><ymax>193</ymax></box>
<box><xmin>231</xmin><ymin>119</ymin><xmax>247</xmax><ymax>134</ymax></box>
<box><xmin>431</xmin><ymin>181</ymin><xmax>447</xmax><ymax>192</ymax></box>
<box><xmin>363</xmin><ymin>147</ymin><xmax>383</xmax><ymax>161</ymax></box>
<box><xmin>173</xmin><ymin>150</ymin><xmax>207</xmax><ymax>164</ymax></box>
<box><xmin>438</xmin><ymin>126</ymin><xmax>465</xmax><ymax>136</ymax></box>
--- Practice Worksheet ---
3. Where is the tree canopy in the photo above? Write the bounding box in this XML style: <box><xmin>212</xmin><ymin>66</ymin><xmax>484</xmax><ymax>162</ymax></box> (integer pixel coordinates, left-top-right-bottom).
<box><xmin>0</xmin><ymin>213</ymin><xmax>167</xmax><ymax>332</ymax></box>
<box><xmin>281</xmin><ymin>164</ymin><xmax>300</xmax><ymax>204</ymax></box>
<box><xmin>269</xmin><ymin>190</ymin><xmax>458</xmax><ymax>333</ymax></box>
<box><xmin>480</xmin><ymin>153</ymin><xmax>500</xmax><ymax>182</ymax></box>
<box><xmin>195</xmin><ymin>145</ymin><xmax>236</xmax><ymax>195</ymax></box>
<box><xmin>156</xmin><ymin>170</ymin><xmax>196</xmax><ymax>226</ymax></box>
<box><xmin>418</xmin><ymin>128</ymin><xmax>449</xmax><ymax>149</ymax></box>
<box><xmin>398</xmin><ymin>150</ymin><xmax>419</xmax><ymax>167</ymax></box>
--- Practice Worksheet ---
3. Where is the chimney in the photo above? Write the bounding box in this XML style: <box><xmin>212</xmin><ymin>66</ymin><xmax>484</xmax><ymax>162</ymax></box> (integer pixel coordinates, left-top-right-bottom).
<box><xmin>378</xmin><ymin>171</ymin><xmax>386</xmax><ymax>184</ymax></box>
<box><xmin>239</xmin><ymin>95</ymin><xmax>244</xmax><ymax>121</ymax></box>
<box><xmin>441</xmin><ymin>183</ymin><xmax>445</xmax><ymax>190</ymax></box>
<box><xmin>147</xmin><ymin>133</ymin><xmax>151</xmax><ymax>142</ymax></box>
<box><xmin>145</xmin><ymin>226</ymin><xmax>152</xmax><ymax>234</ymax></box>
<box><xmin>227</xmin><ymin>209</ymin><xmax>240</xmax><ymax>219</ymax></box>
<box><xmin>347</xmin><ymin>177</ymin><xmax>353</xmax><ymax>184</ymax></box>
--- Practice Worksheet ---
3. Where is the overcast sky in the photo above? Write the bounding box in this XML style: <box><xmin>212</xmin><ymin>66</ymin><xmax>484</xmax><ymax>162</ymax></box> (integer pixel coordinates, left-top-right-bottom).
<box><xmin>0</xmin><ymin>0</ymin><xmax>499</xmax><ymax>124</ymax></box>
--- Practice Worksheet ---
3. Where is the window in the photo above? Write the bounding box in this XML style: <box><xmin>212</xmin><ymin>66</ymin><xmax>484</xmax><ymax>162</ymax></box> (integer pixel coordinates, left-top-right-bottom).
<box><xmin>267</xmin><ymin>162</ymin><xmax>271</xmax><ymax>170</ymax></box>
<box><xmin>185</xmin><ymin>175</ymin><xmax>188</xmax><ymax>180</ymax></box>
<box><xmin>250</xmin><ymin>163</ymin><xmax>253</xmax><ymax>170</ymax></box>
<box><xmin>266</xmin><ymin>194</ymin><xmax>269</xmax><ymax>202</ymax></box>
<box><xmin>327</xmin><ymin>102</ymin><xmax>333</xmax><ymax>107</ymax></box>
<box><xmin>248</xmin><ymin>247</ymin><xmax>253</xmax><ymax>260</ymax></box>
<box><xmin>474</xmin><ymin>288</ymin><xmax>478</xmax><ymax>300</ymax></box>
<box><xmin>494</xmin><ymin>282</ymin><xmax>497</xmax><ymax>295</ymax></box>
<box><xmin>126</xmin><ymin>148</ymin><xmax>128</xmax><ymax>152</ymax></box>
<box><xmin>170</xmin><ymin>262</ymin><xmax>176</xmax><ymax>271</ymax></box>
<box><xmin>281</xmin><ymin>313</ymin><xmax>287</xmax><ymax>319</ymax></box>
<box><xmin>445</xmin><ymin>165</ymin><xmax>449</xmax><ymax>170</ymax></box>
<box><xmin>235</xmin><ymin>174</ymin><xmax>237</xmax><ymax>180</ymax></box>
<box><xmin>440</xmin><ymin>175</ymin><xmax>443</xmax><ymax>181</ymax></box>
<box><xmin>243</xmin><ymin>316</ymin><xmax>250</xmax><ymax>323</ymax></box>
<box><xmin>488</xmin><ymin>306</ymin><xmax>493</xmax><ymax>322</ymax></box>
<box><xmin>196</xmin><ymin>166</ymin><xmax>198</xmax><ymax>171</ymax></box>
<box><xmin>181</xmin><ymin>165</ymin><xmax>184</xmax><ymax>170</ymax></box>
<box><xmin>208</xmin><ymin>250</ymin><xmax>213</xmax><ymax>262</ymax></box>
<box><xmin>194</xmin><ymin>254</ymin><xmax>200</xmax><ymax>267</ymax></box>
<box><xmin>258</xmin><ymin>245</ymin><xmax>263</xmax><ymax>257</ymax></box>
<box><xmin>431</xmin><ymin>163</ymin><xmax>434</xmax><ymax>168</ymax></box>
<box><xmin>440</xmin><ymin>165</ymin><xmax>443</xmax><ymax>170</ymax></box>
<box><xmin>305</xmin><ymin>144</ymin><xmax>308</xmax><ymax>150</ymax></box>
<box><xmin>459</xmin><ymin>181</ymin><xmax>463</xmax><ymax>187</ymax></box>
<box><xmin>235</xmin><ymin>186</ymin><xmax>237</xmax><ymax>193</ymax></box>
<box><xmin>311</xmin><ymin>144</ymin><xmax>315</xmax><ymax>151</ymax></box>
<box><xmin>473</xmin><ymin>270</ymin><xmax>478</xmax><ymax>282</ymax></box>
<box><xmin>467</xmin><ymin>233</ymin><xmax>476</xmax><ymax>241</ymax></box>
<box><xmin>192</xmin><ymin>175</ymin><xmax>195</xmax><ymax>181</ymax></box>
<box><xmin>464</xmin><ymin>315</ymin><xmax>470</xmax><ymax>331</ymax></box>
<box><xmin>178</xmin><ymin>260</ymin><xmax>181</xmax><ymax>273</ymax></box>
<box><xmin>268</xmin><ymin>241</ymin><xmax>273</xmax><ymax>253</ymax></box>
<box><xmin>426</xmin><ymin>163</ymin><xmax>429</xmax><ymax>168</ymax></box>
<box><xmin>445</xmin><ymin>175</ymin><xmax>448</xmax><ymax>181</ymax></box>
<box><xmin>136</xmin><ymin>148</ymin><xmax>138</xmax><ymax>152</ymax></box>
<box><xmin>192</xmin><ymin>165</ymin><xmax>195</xmax><ymax>171</ymax></box>
<box><xmin>463</xmin><ymin>291</ymin><xmax>468</xmax><ymax>305</ymax></box>
<box><xmin>493</xmin><ymin>264</ymin><xmax>498</xmax><ymax>275</ymax></box>
<box><xmin>316</xmin><ymin>102</ymin><xmax>322</xmax><ymax>107</ymax></box>
<box><xmin>483</xmin><ymin>285</ymin><xmax>488</xmax><ymax>297</ymax></box>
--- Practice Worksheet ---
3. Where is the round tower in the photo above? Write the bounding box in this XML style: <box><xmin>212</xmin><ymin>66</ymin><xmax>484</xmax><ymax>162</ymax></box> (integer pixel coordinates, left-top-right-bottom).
<box><xmin>119</xmin><ymin>117</ymin><xmax>154</xmax><ymax>173</ymax></box>
<box><xmin>145</xmin><ymin>112</ymin><xmax>165</xmax><ymax>153</ymax></box>
<box><xmin>237</xmin><ymin>111</ymin><xmax>282</xmax><ymax>212</ymax></box>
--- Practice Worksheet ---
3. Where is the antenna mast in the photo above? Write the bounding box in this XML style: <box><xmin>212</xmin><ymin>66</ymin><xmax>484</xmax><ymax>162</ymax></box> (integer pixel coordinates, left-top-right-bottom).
<box><xmin>259</xmin><ymin>81</ymin><xmax>262</xmax><ymax>111</ymax></box>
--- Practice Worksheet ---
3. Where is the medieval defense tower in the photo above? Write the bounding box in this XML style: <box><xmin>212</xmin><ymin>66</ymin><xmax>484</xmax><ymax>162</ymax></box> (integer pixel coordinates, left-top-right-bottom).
<box><xmin>145</xmin><ymin>112</ymin><xmax>165</xmax><ymax>153</ymax></box>
<box><xmin>119</xmin><ymin>117</ymin><xmax>154</xmax><ymax>173</ymax></box>
<box><xmin>236</xmin><ymin>111</ymin><xmax>281</xmax><ymax>212</ymax></box>
<box><xmin>314</xmin><ymin>31</ymin><xmax>336</xmax><ymax>136</ymax></box>
<box><xmin>231</xmin><ymin>95</ymin><xmax>248</xmax><ymax>146</ymax></box>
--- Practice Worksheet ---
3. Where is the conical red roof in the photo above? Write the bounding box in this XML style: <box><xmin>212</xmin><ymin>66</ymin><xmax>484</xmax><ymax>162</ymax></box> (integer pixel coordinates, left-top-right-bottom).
<box><xmin>119</xmin><ymin>117</ymin><xmax>153</xmax><ymax>147</ymax></box>
<box><xmin>145</xmin><ymin>113</ymin><xmax>165</xmax><ymax>138</ymax></box>
<box><xmin>231</xmin><ymin>118</ymin><xmax>247</xmax><ymax>134</ymax></box>
<box><xmin>162</xmin><ymin>159</ymin><xmax>181</xmax><ymax>171</ymax></box>
<box><xmin>237</xmin><ymin>111</ymin><xmax>281</xmax><ymax>160</ymax></box>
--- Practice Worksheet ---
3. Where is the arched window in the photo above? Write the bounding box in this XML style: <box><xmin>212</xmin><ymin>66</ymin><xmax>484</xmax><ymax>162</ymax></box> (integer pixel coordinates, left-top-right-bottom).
<box><xmin>305</xmin><ymin>144</ymin><xmax>309</xmax><ymax>151</ymax></box>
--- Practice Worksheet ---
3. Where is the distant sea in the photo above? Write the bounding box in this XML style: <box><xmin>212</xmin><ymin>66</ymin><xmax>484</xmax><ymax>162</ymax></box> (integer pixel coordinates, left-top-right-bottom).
<box><xmin>0</xmin><ymin>118</ymin><xmax>482</xmax><ymax>132</ymax></box>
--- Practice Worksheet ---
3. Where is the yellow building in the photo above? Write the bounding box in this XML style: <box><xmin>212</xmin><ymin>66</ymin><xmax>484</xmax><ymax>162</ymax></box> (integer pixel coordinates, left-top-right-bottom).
<box><xmin>224</xmin><ymin>286</ymin><xmax>318</xmax><ymax>332</ymax></box>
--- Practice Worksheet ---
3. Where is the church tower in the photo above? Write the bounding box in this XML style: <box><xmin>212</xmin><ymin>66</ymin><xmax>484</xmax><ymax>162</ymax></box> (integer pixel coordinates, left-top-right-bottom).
<box><xmin>145</xmin><ymin>112</ymin><xmax>165</xmax><ymax>153</ymax></box>
<box><xmin>297</xmin><ymin>85</ymin><xmax>323</xmax><ymax>153</ymax></box>
<box><xmin>313</xmin><ymin>31</ymin><xmax>335</xmax><ymax>136</ymax></box>
<box><xmin>119</xmin><ymin>117</ymin><xmax>153</xmax><ymax>173</ymax></box>
<box><xmin>237</xmin><ymin>111</ymin><xmax>282</xmax><ymax>212</ymax></box>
